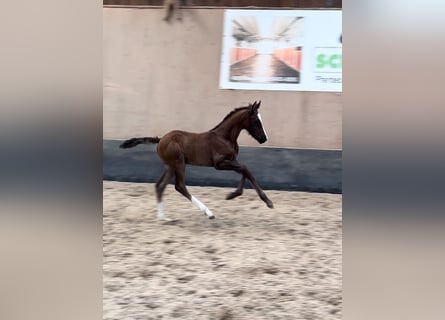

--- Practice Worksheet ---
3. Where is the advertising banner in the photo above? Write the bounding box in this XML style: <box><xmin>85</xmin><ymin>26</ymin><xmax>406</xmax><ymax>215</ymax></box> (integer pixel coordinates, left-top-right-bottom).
<box><xmin>219</xmin><ymin>10</ymin><xmax>342</xmax><ymax>92</ymax></box>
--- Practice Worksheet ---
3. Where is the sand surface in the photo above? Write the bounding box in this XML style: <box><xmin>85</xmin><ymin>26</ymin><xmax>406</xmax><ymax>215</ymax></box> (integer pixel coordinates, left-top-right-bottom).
<box><xmin>103</xmin><ymin>181</ymin><xmax>342</xmax><ymax>320</ymax></box>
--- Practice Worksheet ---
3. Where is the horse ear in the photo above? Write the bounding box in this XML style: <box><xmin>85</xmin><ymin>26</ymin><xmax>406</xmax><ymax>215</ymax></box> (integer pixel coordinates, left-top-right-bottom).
<box><xmin>252</xmin><ymin>100</ymin><xmax>260</xmax><ymax>111</ymax></box>
<box><xmin>249</xmin><ymin>101</ymin><xmax>256</xmax><ymax>114</ymax></box>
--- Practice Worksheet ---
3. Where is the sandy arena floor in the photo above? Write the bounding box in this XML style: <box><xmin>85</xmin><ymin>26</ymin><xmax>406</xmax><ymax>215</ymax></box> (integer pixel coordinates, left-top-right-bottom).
<box><xmin>103</xmin><ymin>181</ymin><xmax>342</xmax><ymax>320</ymax></box>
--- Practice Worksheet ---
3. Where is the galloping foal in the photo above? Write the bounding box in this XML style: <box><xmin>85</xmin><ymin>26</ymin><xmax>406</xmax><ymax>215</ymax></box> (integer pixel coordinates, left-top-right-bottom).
<box><xmin>120</xmin><ymin>100</ymin><xmax>273</xmax><ymax>220</ymax></box>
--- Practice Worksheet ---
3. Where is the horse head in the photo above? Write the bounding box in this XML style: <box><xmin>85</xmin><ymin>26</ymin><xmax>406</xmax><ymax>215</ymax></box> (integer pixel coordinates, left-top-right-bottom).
<box><xmin>245</xmin><ymin>100</ymin><xmax>268</xmax><ymax>144</ymax></box>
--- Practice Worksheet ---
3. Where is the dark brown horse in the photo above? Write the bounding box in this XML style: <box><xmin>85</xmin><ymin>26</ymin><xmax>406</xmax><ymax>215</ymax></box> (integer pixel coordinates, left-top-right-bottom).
<box><xmin>120</xmin><ymin>100</ymin><xmax>273</xmax><ymax>220</ymax></box>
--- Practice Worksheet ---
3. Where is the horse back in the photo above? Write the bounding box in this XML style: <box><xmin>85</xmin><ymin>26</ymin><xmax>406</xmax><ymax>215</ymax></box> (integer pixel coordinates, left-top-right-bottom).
<box><xmin>157</xmin><ymin>130</ymin><xmax>215</xmax><ymax>166</ymax></box>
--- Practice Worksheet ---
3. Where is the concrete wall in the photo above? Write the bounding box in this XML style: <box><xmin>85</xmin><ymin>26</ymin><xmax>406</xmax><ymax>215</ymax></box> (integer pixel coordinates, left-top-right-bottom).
<box><xmin>103</xmin><ymin>8</ymin><xmax>342</xmax><ymax>150</ymax></box>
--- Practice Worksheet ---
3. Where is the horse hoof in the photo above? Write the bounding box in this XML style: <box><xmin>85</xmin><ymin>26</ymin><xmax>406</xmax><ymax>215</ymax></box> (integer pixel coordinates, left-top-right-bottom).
<box><xmin>208</xmin><ymin>215</ymin><xmax>215</xmax><ymax>219</ymax></box>
<box><xmin>226</xmin><ymin>192</ymin><xmax>241</xmax><ymax>200</ymax></box>
<box><xmin>159</xmin><ymin>218</ymin><xmax>178</xmax><ymax>225</ymax></box>
<box><xmin>266</xmin><ymin>201</ymin><xmax>274</xmax><ymax>209</ymax></box>
<box><xmin>225</xmin><ymin>193</ymin><xmax>235</xmax><ymax>200</ymax></box>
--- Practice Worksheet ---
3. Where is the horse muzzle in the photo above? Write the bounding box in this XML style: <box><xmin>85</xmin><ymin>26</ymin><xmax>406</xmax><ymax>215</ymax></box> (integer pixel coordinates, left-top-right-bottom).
<box><xmin>258</xmin><ymin>136</ymin><xmax>267</xmax><ymax>144</ymax></box>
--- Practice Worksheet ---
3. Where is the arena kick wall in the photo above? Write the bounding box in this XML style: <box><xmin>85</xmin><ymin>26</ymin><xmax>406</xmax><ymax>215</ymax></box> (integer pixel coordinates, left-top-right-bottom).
<box><xmin>103</xmin><ymin>7</ymin><xmax>342</xmax><ymax>193</ymax></box>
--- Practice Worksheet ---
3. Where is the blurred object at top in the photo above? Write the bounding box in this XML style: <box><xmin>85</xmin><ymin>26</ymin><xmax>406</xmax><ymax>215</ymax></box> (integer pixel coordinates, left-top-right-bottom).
<box><xmin>103</xmin><ymin>0</ymin><xmax>342</xmax><ymax>9</ymax></box>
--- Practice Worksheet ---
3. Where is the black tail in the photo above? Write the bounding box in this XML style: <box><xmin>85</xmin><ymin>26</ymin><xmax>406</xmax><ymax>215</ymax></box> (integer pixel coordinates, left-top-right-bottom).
<box><xmin>119</xmin><ymin>137</ymin><xmax>161</xmax><ymax>149</ymax></box>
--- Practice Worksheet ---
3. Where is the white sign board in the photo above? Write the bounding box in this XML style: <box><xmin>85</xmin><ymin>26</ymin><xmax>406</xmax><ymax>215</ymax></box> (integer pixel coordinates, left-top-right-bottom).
<box><xmin>219</xmin><ymin>10</ymin><xmax>342</xmax><ymax>92</ymax></box>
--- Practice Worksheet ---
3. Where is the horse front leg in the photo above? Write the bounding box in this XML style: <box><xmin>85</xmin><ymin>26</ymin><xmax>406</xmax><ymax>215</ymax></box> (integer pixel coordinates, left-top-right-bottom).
<box><xmin>215</xmin><ymin>160</ymin><xmax>273</xmax><ymax>208</ymax></box>
<box><xmin>226</xmin><ymin>175</ymin><xmax>245</xmax><ymax>200</ymax></box>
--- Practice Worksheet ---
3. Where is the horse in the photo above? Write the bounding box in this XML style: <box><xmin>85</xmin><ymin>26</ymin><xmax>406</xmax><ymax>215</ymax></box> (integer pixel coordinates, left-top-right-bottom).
<box><xmin>120</xmin><ymin>100</ymin><xmax>273</xmax><ymax>220</ymax></box>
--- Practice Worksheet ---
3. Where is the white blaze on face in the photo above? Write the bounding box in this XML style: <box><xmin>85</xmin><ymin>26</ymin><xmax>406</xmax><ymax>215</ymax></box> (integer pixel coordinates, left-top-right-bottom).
<box><xmin>257</xmin><ymin>112</ymin><xmax>268</xmax><ymax>140</ymax></box>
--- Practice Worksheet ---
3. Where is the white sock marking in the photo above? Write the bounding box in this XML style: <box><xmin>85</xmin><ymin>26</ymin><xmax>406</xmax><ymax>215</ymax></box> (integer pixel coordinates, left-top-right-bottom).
<box><xmin>191</xmin><ymin>196</ymin><xmax>206</xmax><ymax>211</ymax></box>
<box><xmin>257</xmin><ymin>112</ymin><xmax>268</xmax><ymax>140</ymax></box>
<box><xmin>191</xmin><ymin>196</ymin><xmax>214</xmax><ymax>217</ymax></box>
<box><xmin>157</xmin><ymin>202</ymin><xmax>165</xmax><ymax>219</ymax></box>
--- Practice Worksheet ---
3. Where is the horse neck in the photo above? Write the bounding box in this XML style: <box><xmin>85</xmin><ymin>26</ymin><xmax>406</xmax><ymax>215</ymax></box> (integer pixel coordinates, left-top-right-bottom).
<box><xmin>213</xmin><ymin>111</ymin><xmax>246</xmax><ymax>143</ymax></box>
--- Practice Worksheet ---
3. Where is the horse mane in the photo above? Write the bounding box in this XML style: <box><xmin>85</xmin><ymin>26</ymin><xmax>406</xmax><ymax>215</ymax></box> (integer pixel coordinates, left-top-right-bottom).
<box><xmin>211</xmin><ymin>106</ymin><xmax>249</xmax><ymax>131</ymax></box>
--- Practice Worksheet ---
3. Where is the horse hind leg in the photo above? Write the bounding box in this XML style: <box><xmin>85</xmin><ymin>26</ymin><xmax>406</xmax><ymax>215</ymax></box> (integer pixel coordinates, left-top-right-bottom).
<box><xmin>155</xmin><ymin>165</ymin><xmax>173</xmax><ymax>220</ymax></box>
<box><xmin>173</xmin><ymin>157</ymin><xmax>215</xmax><ymax>219</ymax></box>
